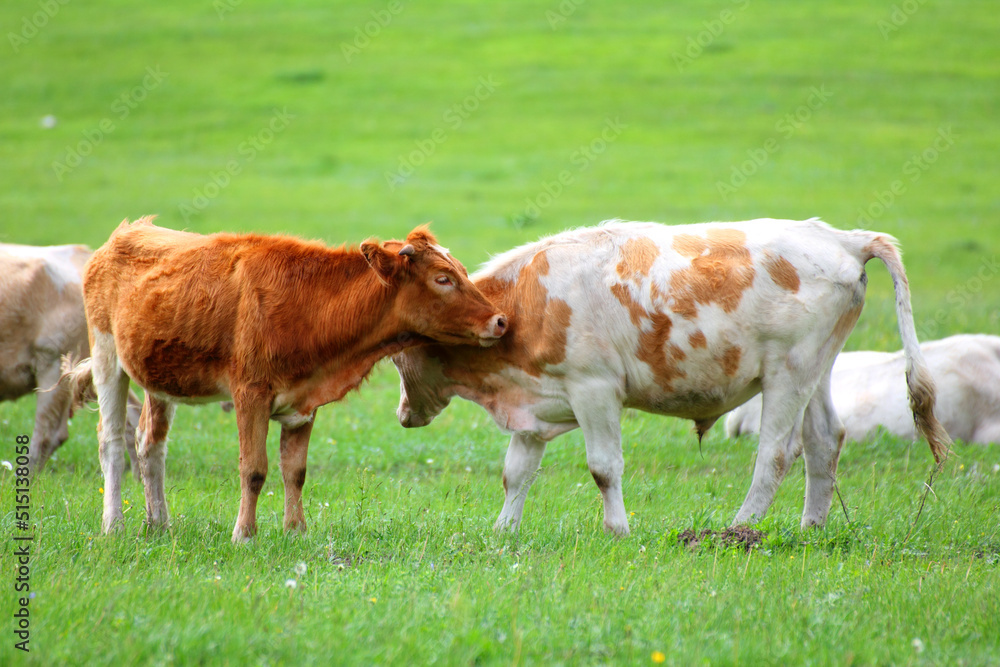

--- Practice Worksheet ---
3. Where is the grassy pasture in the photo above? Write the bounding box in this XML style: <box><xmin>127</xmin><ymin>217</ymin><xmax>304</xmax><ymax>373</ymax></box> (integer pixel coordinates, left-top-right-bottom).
<box><xmin>1</xmin><ymin>0</ymin><xmax>999</xmax><ymax>664</ymax></box>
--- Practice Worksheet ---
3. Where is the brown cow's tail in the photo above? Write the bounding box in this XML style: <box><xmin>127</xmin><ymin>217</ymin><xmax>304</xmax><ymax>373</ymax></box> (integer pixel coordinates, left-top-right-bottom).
<box><xmin>861</xmin><ymin>234</ymin><xmax>952</xmax><ymax>464</ymax></box>
<box><xmin>61</xmin><ymin>355</ymin><xmax>96</xmax><ymax>417</ymax></box>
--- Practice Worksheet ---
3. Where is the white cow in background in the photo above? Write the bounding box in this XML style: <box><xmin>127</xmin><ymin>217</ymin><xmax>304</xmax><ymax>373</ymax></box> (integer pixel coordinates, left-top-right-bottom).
<box><xmin>0</xmin><ymin>244</ymin><xmax>140</xmax><ymax>473</ymax></box>
<box><xmin>726</xmin><ymin>334</ymin><xmax>1000</xmax><ymax>444</ymax></box>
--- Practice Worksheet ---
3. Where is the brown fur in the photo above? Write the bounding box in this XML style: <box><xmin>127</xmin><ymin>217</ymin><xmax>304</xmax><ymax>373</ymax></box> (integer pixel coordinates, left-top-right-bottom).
<box><xmin>436</xmin><ymin>251</ymin><xmax>573</xmax><ymax>385</ymax></box>
<box><xmin>669</xmin><ymin>228</ymin><xmax>756</xmax><ymax>319</ymax></box>
<box><xmin>719</xmin><ymin>345</ymin><xmax>742</xmax><ymax>377</ymax></box>
<box><xmin>688</xmin><ymin>331</ymin><xmax>707</xmax><ymax>349</ymax></box>
<box><xmin>519</xmin><ymin>253</ymin><xmax>573</xmax><ymax>372</ymax></box>
<box><xmin>765</xmin><ymin>255</ymin><xmax>801</xmax><ymax>292</ymax></box>
<box><xmin>610</xmin><ymin>283</ymin><xmax>647</xmax><ymax>327</ymax></box>
<box><xmin>637</xmin><ymin>313</ymin><xmax>686</xmax><ymax>391</ymax></box>
<box><xmin>616</xmin><ymin>237</ymin><xmax>660</xmax><ymax>280</ymax></box>
<box><xmin>85</xmin><ymin>218</ymin><xmax>502</xmax><ymax>410</ymax></box>
<box><xmin>610</xmin><ymin>260</ymin><xmax>687</xmax><ymax>390</ymax></box>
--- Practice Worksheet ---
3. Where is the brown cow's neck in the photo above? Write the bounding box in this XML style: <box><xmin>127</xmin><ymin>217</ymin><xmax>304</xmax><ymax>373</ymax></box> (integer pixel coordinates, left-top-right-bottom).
<box><xmin>269</xmin><ymin>251</ymin><xmax>421</xmax><ymax>410</ymax></box>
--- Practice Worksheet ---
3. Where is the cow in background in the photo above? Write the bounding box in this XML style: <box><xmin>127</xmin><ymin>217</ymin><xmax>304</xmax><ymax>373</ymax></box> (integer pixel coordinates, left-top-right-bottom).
<box><xmin>0</xmin><ymin>244</ymin><xmax>141</xmax><ymax>473</ymax></box>
<box><xmin>726</xmin><ymin>334</ymin><xmax>1000</xmax><ymax>444</ymax></box>
<box><xmin>393</xmin><ymin>219</ymin><xmax>951</xmax><ymax>535</ymax></box>
<box><xmin>73</xmin><ymin>217</ymin><xmax>507</xmax><ymax>543</ymax></box>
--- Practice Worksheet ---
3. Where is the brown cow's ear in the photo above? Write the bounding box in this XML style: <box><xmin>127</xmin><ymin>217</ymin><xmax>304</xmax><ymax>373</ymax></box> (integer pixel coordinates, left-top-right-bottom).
<box><xmin>360</xmin><ymin>240</ymin><xmax>399</xmax><ymax>283</ymax></box>
<box><xmin>405</xmin><ymin>224</ymin><xmax>437</xmax><ymax>248</ymax></box>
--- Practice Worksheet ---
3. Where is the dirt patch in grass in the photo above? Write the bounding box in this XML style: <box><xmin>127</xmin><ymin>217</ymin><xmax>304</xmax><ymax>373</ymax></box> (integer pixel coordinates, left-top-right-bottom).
<box><xmin>678</xmin><ymin>526</ymin><xmax>764</xmax><ymax>550</ymax></box>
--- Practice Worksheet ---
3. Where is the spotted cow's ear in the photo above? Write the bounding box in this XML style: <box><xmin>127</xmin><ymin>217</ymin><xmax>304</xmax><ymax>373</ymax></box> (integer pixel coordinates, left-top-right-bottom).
<box><xmin>360</xmin><ymin>240</ymin><xmax>400</xmax><ymax>284</ymax></box>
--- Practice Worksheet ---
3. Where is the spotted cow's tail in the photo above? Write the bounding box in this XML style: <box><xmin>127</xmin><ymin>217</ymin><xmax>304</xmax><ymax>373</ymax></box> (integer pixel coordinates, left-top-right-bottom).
<box><xmin>857</xmin><ymin>233</ymin><xmax>952</xmax><ymax>464</ymax></box>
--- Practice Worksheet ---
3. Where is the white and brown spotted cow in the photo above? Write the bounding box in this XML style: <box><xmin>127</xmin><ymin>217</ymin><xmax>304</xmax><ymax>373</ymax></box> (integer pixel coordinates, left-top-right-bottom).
<box><xmin>393</xmin><ymin>219</ymin><xmax>951</xmax><ymax>535</ymax></box>
<box><xmin>726</xmin><ymin>334</ymin><xmax>1000</xmax><ymax>445</ymax></box>
<box><xmin>0</xmin><ymin>244</ymin><xmax>140</xmax><ymax>473</ymax></box>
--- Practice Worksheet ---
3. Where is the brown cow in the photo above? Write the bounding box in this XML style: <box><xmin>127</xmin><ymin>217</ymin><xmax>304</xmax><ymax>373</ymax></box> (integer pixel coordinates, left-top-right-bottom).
<box><xmin>0</xmin><ymin>244</ymin><xmax>141</xmax><ymax>473</ymax></box>
<box><xmin>76</xmin><ymin>217</ymin><xmax>506</xmax><ymax>543</ymax></box>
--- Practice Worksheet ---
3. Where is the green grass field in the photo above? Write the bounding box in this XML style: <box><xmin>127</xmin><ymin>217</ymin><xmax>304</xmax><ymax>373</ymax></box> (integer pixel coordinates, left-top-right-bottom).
<box><xmin>2</xmin><ymin>1</ymin><xmax>999</xmax><ymax>664</ymax></box>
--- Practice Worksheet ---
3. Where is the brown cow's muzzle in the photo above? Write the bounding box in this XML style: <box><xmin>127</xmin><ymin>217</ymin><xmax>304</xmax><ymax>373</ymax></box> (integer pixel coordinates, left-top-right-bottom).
<box><xmin>479</xmin><ymin>313</ymin><xmax>508</xmax><ymax>347</ymax></box>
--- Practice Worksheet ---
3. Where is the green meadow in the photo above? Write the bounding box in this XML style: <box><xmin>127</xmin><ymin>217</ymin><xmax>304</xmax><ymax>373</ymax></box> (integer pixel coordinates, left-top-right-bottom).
<box><xmin>1</xmin><ymin>0</ymin><xmax>998</xmax><ymax>664</ymax></box>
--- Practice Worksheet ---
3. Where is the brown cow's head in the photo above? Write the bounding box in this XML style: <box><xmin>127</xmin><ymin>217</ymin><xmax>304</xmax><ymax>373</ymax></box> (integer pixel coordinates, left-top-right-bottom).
<box><xmin>361</xmin><ymin>225</ymin><xmax>507</xmax><ymax>346</ymax></box>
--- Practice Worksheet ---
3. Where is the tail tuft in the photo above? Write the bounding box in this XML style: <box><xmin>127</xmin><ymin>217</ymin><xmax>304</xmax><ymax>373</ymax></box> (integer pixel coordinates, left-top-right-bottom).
<box><xmin>61</xmin><ymin>355</ymin><xmax>96</xmax><ymax>418</ymax></box>
<box><xmin>906</xmin><ymin>366</ymin><xmax>952</xmax><ymax>464</ymax></box>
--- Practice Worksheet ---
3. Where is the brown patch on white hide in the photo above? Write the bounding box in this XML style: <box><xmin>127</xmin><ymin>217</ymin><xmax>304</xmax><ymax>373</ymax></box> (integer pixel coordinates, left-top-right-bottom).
<box><xmin>669</xmin><ymin>228</ymin><xmax>756</xmax><ymax>319</ymax></box>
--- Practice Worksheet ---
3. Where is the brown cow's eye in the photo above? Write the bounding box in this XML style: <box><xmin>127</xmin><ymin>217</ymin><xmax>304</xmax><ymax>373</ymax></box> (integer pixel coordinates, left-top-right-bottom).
<box><xmin>435</xmin><ymin>275</ymin><xmax>453</xmax><ymax>286</ymax></box>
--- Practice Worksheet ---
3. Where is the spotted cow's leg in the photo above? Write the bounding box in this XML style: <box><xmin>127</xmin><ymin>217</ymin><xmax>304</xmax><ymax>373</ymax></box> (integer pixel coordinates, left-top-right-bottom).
<box><xmin>800</xmin><ymin>370</ymin><xmax>845</xmax><ymax>528</ymax></box>
<box><xmin>732</xmin><ymin>370</ymin><xmax>809</xmax><ymax>525</ymax></box>
<box><xmin>494</xmin><ymin>432</ymin><xmax>547</xmax><ymax>532</ymax></box>
<box><xmin>568</xmin><ymin>379</ymin><xmax>628</xmax><ymax>536</ymax></box>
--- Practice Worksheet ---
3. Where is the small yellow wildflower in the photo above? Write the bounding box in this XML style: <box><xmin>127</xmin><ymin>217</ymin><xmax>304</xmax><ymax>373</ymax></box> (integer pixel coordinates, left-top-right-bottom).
<box><xmin>652</xmin><ymin>651</ymin><xmax>666</xmax><ymax>663</ymax></box>
<box><xmin>99</xmin><ymin>487</ymin><xmax>104</xmax><ymax>494</ymax></box>
<box><xmin>369</xmin><ymin>597</ymin><xmax>377</xmax><ymax>604</ymax></box>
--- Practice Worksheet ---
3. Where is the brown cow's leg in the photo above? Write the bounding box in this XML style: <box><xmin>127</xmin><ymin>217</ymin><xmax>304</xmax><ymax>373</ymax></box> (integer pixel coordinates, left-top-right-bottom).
<box><xmin>279</xmin><ymin>413</ymin><xmax>315</xmax><ymax>534</ymax></box>
<box><xmin>232</xmin><ymin>387</ymin><xmax>271</xmax><ymax>543</ymax></box>
<box><xmin>136</xmin><ymin>394</ymin><xmax>176</xmax><ymax>531</ymax></box>
<box><xmin>123</xmin><ymin>389</ymin><xmax>144</xmax><ymax>481</ymax></box>
<box><xmin>92</xmin><ymin>331</ymin><xmax>131</xmax><ymax>534</ymax></box>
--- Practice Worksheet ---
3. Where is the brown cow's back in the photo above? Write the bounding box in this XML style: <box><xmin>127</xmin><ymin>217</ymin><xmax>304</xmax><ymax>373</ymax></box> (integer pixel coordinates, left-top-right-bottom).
<box><xmin>85</xmin><ymin>218</ymin><xmax>385</xmax><ymax>400</ymax></box>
